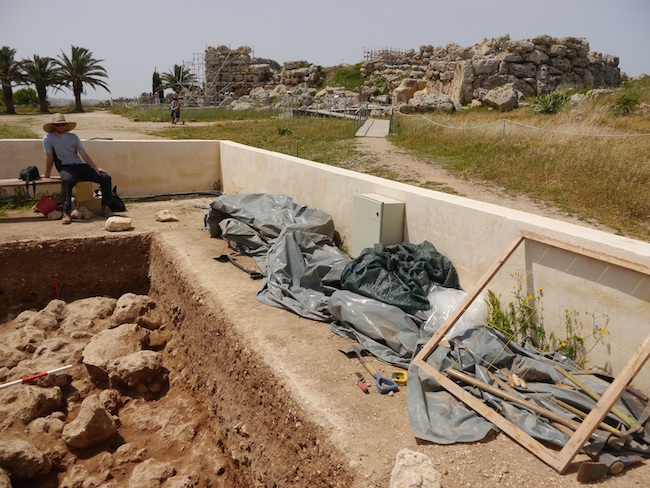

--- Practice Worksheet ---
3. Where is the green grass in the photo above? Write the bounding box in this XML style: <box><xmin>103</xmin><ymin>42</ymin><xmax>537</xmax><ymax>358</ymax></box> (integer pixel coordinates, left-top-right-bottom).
<box><xmin>153</xmin><ymin>117</ymin><xmax>359</xmax><ymax>165</ymax></box>
<box><xmin>110</xmin><ymin>105</ymin><xmax>277</xmax><ymax>123</ymax></box>
<box><xmin>0</xmin><ymin>123</ymin><xmax>40</xmax><ymax>139</ymax></box>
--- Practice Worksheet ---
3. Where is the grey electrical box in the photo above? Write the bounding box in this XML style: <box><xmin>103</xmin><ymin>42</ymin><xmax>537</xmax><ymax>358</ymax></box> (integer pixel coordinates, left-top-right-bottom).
<box><xmin>351</xmin><ymin>193</ymin><xmax>405</xmax><ymax>257</ymax></box>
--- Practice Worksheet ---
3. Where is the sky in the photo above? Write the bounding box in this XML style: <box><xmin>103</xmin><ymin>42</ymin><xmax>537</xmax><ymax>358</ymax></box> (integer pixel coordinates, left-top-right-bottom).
<box><xmin>3</xmin><ymin>0</ymin><xmax>649</xmax><ymax>100</ymax></box>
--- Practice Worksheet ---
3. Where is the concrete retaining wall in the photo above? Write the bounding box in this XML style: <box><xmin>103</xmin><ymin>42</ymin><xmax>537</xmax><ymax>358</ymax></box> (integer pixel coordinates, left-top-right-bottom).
<box><xmin>2</xmin><ymin>138</ymin><xmax>649</xmax><ymax>386</ymax></box>
<box><xmin>0</xmin><ymin>139</ymin><xmax>221</xmax><ymax>197</ymax></box>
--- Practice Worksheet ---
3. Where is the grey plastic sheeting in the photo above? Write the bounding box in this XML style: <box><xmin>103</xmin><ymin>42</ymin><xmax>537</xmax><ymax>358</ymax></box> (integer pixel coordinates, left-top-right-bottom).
<box><xmin>204</xmin><ymin>194</ymin><xmax>641</xmax><ymax>447</ymax></box>
<box><xmin>408</xmin><ymin>324</ymin><xmax>641</xmax><ymax>446</ymax></box>
<box><xmin>205</xmin><ymin>193</ymin><xmax>350</xmax><ymax>321</ymax></box>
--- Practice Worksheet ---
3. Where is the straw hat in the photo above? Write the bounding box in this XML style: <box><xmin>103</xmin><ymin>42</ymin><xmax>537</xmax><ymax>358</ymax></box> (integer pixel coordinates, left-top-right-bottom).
<box><xmin>43</xmin><ymin>113</ymin><xmax>77</xmax><ymax>133</ymax></box>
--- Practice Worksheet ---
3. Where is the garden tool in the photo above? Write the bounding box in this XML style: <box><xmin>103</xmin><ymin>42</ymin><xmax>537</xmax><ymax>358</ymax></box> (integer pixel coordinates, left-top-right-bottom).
<box><xmin>213</xmin><ymin>254</ymin><xmax>264</xmax><ymax>280</ymax></box>
<box><xmin>576</xmin><ymin>452</ymin><xmax>643</xmax><ymax>482</ymax></box>
<box><xmin>353</xmin><ymin>345</ymin><xmax>399</xmax><ymax>394</ymax></box>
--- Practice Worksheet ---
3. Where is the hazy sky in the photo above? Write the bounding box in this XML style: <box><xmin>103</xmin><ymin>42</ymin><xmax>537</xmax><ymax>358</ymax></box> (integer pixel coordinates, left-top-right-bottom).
<box><xmin>3</xmin><ymin>0</ymin><xmax>649</xmax><ymax>99</ymax></box>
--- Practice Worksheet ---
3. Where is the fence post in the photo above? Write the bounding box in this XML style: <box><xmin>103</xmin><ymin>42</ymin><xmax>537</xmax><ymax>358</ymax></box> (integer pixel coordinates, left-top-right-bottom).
<box><xmin>295</xmin><ymin>140</ymin><xmax>299</xmax><ymax>157</ymax></box>
<box><xmin>502</xmin><ymin>120</ymin><xmax>506</xmax><ymax>145</ymax></box>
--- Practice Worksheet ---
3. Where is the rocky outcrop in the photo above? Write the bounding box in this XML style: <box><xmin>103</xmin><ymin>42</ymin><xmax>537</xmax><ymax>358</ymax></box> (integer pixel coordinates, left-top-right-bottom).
<box><xmin>0</xmin><ymin>293</ymin><xmax>225</xmax><ymax>486</ymax></box>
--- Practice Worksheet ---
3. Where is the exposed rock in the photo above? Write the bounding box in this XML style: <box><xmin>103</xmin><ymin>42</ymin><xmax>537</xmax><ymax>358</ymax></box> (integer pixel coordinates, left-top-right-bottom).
<box><xmin>28</xmin><ymin>416</ymin><xmax>65</xmax><ymax>436</ymax></box>
<box><xmin>82</xmin><ymin>323</ymin><xmax>148</xmax><ymax>384</ymax></box>
<box><xmin>106</xmin><ymin>216</ymin><xmax>134</xmax><ymax>231</ymax></box>
<box><xmin>0</xmin><ymin>438</ymin><xmax>51</xmax><ymax>480</ymax></box>
<box><xmin>99</xmin><ymin>388</ymin><xmax>121</xmax><ymax>414</ymax></box>
<box><xmin>0</xmin><ymin>385</ymin><xmax>63</xmax><ymax>431</ymax></box>
<box><xmin>62</xmin><ymin>394</ymin><xmax>119</xmax><ymax>449</ymax></box>
<box><xmin>0</xmin><ymin>343</ymin><xmax>26</xmax><ymax>369</ymax></box>
<box><xmin>108</xmin><ymin>350</ymin><xmax>164</xmax><ymax>390</ymax></box>
<box><xmin>128</xmin><ymin>459</ymin><xmax>176</xmax><ymax>488</ymax></box>
<box><xmin>393</xmin><ymin>79</ymin><xmax>427</xmax><ymax>103</ymax></box>
<box><xmin>482</xmin><ymin>83</ymin><xmax>519</xmax><ymax>111</ymax></box>
<box><xmin>0</xmin><ymin>468</ymin><xmax>10</xmax><ymax>488</ymax></box>
<box><xmin>59</xmin><ymin>464</ymin><xmax>113</xmax><ymax>488</ymax></box>
<box><xmin>25</xmin><ymin>309</ymin><xmax>59</xmax><ymax>333</ymax></box>
<box><xmin>404</xmin><ymin>93</ymin><xmax>455</xmax><ymax>114</ymax></box>
<box><xmin>6</xmin><ymin>325</ymin><xmax>45</xmax><ymax>353</ymax></box>
<box><xmin>389</xmin><ymin>448</ymin><xmax>441</xmax><ymax>488</ymax></box>
<box><xmin>44</xmin><ymin>299</ymin><xmax>67</xmax><ymax>319</ymax></box>
<box><xmin>155</xmin><ymin>209</ymin><xmax>179</xmax><ymax>222</ymax></box>
<box><xmin>112</xmin><ymin>293</ymin><xmax>162</xmax><ymax>330</ymax></box>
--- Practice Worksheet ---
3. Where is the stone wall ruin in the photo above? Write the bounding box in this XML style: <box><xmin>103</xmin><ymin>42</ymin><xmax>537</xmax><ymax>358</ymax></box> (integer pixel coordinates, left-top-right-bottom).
<box><xmin>361</xmin><ymin>35</ymin><xmax>621</xmax><ymax>108</ymax></box>
<box><xmin>186</xmin><ymin>36</ymin><xmax>622</xmax><ymax>112</ymax></box>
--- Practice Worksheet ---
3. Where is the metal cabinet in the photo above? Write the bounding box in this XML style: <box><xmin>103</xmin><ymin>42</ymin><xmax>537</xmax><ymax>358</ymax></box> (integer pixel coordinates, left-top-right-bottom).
<box><xmin>351</xmin><ymin>193</ymin><xmax>404</xmax><ymax>257</ymax></box>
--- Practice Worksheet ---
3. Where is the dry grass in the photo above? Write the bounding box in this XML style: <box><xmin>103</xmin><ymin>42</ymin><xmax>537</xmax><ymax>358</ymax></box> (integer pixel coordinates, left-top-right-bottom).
<box><xmin>391</xmin><ymin>84</ymin><xmax>650</xmax><ymax>241</ymax></box>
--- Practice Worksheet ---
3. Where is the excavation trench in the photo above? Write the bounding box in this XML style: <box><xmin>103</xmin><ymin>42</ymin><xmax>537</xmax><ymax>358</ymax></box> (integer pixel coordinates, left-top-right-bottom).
<box><xmin>0</xmin><ymin>233</ymin><xmax>353</xmax><ymax>487</ymax></box>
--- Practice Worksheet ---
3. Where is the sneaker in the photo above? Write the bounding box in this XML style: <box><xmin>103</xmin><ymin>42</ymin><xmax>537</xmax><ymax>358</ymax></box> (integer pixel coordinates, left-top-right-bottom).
<box><xmin>62</xmin><ymin>213</ymin><xmax>71</xmax><ymax>225</ymax></box>
<box><xmin>103</xmin><ymin>206</ymin><xmax>114</xmax><ymax>218</ymax></box>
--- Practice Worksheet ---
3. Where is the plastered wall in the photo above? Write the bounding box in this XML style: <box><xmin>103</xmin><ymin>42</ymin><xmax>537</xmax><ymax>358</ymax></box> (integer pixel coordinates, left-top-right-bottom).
<box><xmin>0</xmin><ymin>139</ymin><xmax>221</xmax><ymax>197</ymax></box>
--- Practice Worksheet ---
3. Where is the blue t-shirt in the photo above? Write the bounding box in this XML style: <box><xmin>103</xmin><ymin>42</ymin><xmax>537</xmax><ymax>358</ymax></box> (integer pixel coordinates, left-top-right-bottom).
<box><xmin>42</xmin><ymin>132</ymin><xmax>85</xmax><ymax>165</ymax></box>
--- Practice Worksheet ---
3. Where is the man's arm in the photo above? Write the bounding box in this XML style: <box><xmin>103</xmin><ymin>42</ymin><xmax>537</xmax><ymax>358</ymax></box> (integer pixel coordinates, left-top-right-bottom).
<box><xmin>78</xmin><ymin>148</ymin><xmax>106</xmax><ymax>174</ymax></box>
<box><xmin>42</xmin><ymin>153</ymin><xmax>54</xmax><ymax>178</ymax></box>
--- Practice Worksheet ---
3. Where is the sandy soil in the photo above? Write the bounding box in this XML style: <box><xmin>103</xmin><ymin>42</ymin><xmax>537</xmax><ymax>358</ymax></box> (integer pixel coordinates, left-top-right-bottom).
<box><xmin>1</xmin><ymin>112</ymin><xmax>645</xmax><ymax>487</ymax></box>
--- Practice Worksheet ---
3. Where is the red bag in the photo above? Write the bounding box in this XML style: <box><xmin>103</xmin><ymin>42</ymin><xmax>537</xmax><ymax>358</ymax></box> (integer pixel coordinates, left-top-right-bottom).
<box><xmin>35</xmin><ymin>194</ymin><xmax>57</xmax><ymax>216</ymax></box>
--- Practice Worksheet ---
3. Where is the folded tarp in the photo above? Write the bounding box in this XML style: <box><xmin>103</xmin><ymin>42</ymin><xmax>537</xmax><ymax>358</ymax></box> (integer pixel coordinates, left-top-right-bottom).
<box><xmin>205</xmin><ymin>193</ymin><xmax>350</xmax><ymax>321</ymax></box>
<box><xmin>340</xmin><ymin>241</ymin><xmax>461</xmax><ymax>314</ymax></box>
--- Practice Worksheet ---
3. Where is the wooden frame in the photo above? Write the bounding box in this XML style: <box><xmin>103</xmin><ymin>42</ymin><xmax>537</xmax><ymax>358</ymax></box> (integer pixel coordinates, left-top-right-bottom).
<box><xmin>413</xmin><ymin>230</ymin><xmax>650</xmax><ymax>473</ymax></box>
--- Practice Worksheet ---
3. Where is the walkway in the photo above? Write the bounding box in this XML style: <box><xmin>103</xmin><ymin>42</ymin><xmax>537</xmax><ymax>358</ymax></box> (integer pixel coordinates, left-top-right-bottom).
<box><xmin>355</xmin><ymin>118</ymin><xmax>390</xmax><ymax>137</ymax></box>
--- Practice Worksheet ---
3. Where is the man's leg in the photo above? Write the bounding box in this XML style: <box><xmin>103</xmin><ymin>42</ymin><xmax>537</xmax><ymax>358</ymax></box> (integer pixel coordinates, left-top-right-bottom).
<box><xmin>74</xmin><ymin>166</ymin><xmax>113</xmax><ymax>217</ymax></box>
<box><xmin>98</xmin><ymin>172</ymin><xmax>113</xmax><ymax>215</ymax></box>
<box><xmin>59</xmin><ymin>167</ymin><xmax>77</xmax><ymax>223</ymax></box>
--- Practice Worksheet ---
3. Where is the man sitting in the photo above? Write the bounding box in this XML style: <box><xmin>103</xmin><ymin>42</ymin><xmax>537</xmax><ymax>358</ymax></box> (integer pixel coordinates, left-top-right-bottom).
<box><xmin>42</xmin><ymin>113</ymin><xmax>113</xmax><ymax>224</ymax></box>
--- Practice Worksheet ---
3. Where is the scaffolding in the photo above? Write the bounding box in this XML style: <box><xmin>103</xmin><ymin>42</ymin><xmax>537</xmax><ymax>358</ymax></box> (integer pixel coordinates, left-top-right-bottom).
<box><xmin>363</xmin><ymin>47</ymin><xmax>405</xmax><ymax>63</ymax></box>
<box><xmin>179</xmin><ymin>44</ymin><xmax>274</xmax><ymax>107</ymax></box>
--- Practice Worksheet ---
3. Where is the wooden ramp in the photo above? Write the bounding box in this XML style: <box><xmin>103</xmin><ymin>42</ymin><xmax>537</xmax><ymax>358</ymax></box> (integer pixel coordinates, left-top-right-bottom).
<box><xmin>355</xmin><ymin>119</ymin><xmax>390</xmax><ymax>137</ymax></box>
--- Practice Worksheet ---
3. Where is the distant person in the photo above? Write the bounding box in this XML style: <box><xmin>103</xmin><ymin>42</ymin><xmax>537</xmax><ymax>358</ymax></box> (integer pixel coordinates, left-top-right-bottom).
<box><xmin>169</xmin><ymin>95</ymin><xmax>184</xmax><ymax>125</ymax></box>
<box><xmin>41</xmin><ymin>114</ymin><xmax>114</xmax><ymax>224</ymax></box>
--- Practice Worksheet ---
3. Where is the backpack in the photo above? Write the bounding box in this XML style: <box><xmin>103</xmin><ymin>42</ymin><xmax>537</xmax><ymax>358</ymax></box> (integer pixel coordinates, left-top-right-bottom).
<box><xmin>93</xmin><ymin>186</ymin><xmax>126</xmax><ymax>212</ymax></box>
<box><xmin>18</xmin><ymin>165</ymin><xmax>41</xmax><ymax>198</ymax></box>
<box><xmin>109</xmin><ymin>186</ymin><xmax>127</xmax><ymax>212</ymax></box>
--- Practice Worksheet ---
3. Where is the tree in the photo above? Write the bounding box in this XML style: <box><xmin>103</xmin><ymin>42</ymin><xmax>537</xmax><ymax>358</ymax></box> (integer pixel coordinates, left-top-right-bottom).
<box><xmin>161</xmin><ymin>64</ymin><xmax>196</xmax><ymax>95</ymax></box>
<box><xmin>0</xmin><ymin>46</ymin><xmax>23</xmax><ymax>114</ymax></box>
<box><xmin>20</xmin><ymin>54</ymin><xmax>63</xmax><ymax>113</ymax></box>
<box><xmin>14</xmin><ymin>87</ymin><xmax>39</xmax><ymax>107</ymax></box>
<box><xmin>152</xmin><ymin>69</ymin><xmax>163</xmax><ymax>101</ymax></box>
<box><xmin>57</xmin><ymin>45</ymin><xmax>110</xmax><ymax>112</ymax></box>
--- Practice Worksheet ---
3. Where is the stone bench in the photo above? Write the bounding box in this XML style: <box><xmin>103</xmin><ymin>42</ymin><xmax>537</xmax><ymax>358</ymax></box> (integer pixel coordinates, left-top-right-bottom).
<box><xmin>0</xmin><ymin>177</ymin><xmax>102</xmax><ymax>214</ymax></box>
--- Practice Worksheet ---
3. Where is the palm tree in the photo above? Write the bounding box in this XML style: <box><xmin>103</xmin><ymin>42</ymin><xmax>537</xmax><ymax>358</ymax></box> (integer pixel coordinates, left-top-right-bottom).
<box><xmin>20</xmin><ymin>55</ymin><xmax>63</xmax><ymax>113</ymax></box>
<box><xmin>0</xmin><ymin>46</ymin><xmax>23</xmax><ymax>114</ymax></box>
<box><xmin>57</xmin><ymin>45</ymin><xmax>110</xmax><ymax>112</ymax></box>
<box><xmin>161</xmin><ymin>64</ymin><xmax>196</xmax><ymax>95</ymax></box>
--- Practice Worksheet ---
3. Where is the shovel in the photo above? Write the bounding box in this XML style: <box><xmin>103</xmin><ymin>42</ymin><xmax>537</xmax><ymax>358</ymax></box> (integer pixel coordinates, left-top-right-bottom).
<box><xmin>353</xmin><ymin>345</ymin><xmax>399</xmax><ymax>394</ymax></box>
<box><xmin>213</xmin><ymin>254</ymin><xmax>264</xmax><ymax>280</ymax></box>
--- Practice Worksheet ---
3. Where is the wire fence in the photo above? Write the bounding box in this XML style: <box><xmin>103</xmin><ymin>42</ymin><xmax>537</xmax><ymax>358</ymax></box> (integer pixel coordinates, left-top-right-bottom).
<box><xmin>396</xmin><ymin>111</ymin><xmax>650</xmax><ymax>140</ymax></box>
